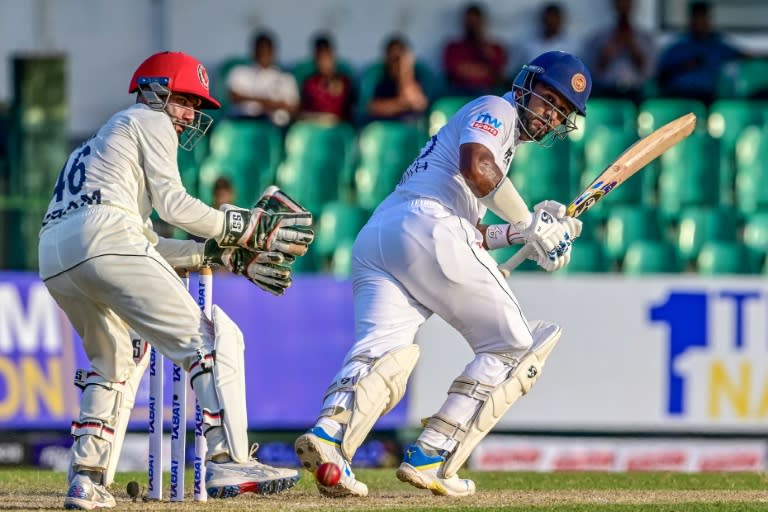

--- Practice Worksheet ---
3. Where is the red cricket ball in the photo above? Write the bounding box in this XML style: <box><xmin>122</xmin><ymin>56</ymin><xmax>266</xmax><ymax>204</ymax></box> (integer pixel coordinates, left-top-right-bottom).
<box><xmin>315</xmin><ymin>462</ymin><xmax>341</xmax><ymax>487</ymax></box>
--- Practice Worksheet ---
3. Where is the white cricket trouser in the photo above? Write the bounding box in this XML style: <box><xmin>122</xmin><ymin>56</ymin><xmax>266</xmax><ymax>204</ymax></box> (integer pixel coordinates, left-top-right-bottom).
<box><xmin>39</xmin><ymin>206</ymin><xmax>231</xmax><ymax>473</ymax></box>
<box><xmin>40</xmin><ymin>209</ymin><xmax>211</xmax><ymax>381</ymax></box>
<box><xmin>346</xmin><ymin>196</ymin><xmax>533</xmax><ymax>364</ymax></box>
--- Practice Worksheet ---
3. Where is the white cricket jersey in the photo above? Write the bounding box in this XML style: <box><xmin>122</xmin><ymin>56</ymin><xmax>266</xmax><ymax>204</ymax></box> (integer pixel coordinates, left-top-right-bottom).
<box><xmin>393</xmin><ymin>92</ymin><xmax>521</xmax><ymax>223</ymax></box>
<box><xmin>38</xmin><ymin>104</ymin><xmax>223</xmax><ymax>276</ymax></box>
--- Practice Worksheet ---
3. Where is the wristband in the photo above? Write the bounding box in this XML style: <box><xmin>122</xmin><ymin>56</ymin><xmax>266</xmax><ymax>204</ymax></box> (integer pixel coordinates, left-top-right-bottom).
<box><xmin>485</xmin><ymin>224</ymin><xmax>525</xmax><ymax>249</ymax></box>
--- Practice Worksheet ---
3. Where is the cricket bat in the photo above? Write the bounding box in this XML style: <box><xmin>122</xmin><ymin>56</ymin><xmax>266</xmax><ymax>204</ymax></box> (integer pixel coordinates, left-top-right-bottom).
<box><xmin>499</xmin><ymin>112</ymin><xmax>697</xmax><ymax>276</ymax></box>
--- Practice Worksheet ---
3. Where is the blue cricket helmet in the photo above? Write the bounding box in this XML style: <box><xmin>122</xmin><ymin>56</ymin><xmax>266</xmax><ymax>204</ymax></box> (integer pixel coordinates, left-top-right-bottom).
<box><xmin>514</xmin><ymin>51</ymin><xmax>592</xmax><ymax>115</ymax></box>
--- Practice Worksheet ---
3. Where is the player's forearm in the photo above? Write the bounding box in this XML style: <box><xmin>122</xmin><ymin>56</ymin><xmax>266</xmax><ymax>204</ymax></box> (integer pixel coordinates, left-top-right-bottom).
<box><xmin>155</xmin><ymin>237</ymin><xmax>205</xmax><ymax>269</ymax></box>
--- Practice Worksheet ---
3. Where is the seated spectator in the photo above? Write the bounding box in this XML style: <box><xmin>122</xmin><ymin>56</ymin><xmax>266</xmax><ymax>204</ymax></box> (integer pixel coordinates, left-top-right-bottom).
<box><xmin>443</xmin><ymin>3</ymin><xmax>507</xmax><ymax>95</ymax></box>
<box><xmin>512</xmin><ymin>3</ymin><xmax>576</xmax><ymax>72</ymax></box>
<box><xmin>581</xmin><ymin>0</ymin><xmax>655</xmax><ymax>104</ymax></box>
<box><xmin>212</xmin><ymin>176</ymin><xmax>236</xmax><ymax>209</ymax></box>
<box><xmin>656</xmin><ymin>1</ymin><xmax>746</xmax><ymax>105</ymax></box>
<box><xmin>299</xmin><ymin>34</ymin><xmax>356</xmax><ymax>123</ymax></box>
<box><xmin>226</xmin><ymin>30</ymin><xmax>299</xmax><ymax>126</ymax></box>
<box><xmin>366</xmin><ymin>36</ymin><xmax>428</xmax><ymax>123</ymax></box>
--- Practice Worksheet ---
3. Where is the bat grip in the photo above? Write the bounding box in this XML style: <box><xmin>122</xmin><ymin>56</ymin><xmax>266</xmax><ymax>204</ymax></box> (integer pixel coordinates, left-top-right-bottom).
<box><xmin>498</xmin><ymin>245</ymin><xmax>533</xmax><ymax>277</ymax></box>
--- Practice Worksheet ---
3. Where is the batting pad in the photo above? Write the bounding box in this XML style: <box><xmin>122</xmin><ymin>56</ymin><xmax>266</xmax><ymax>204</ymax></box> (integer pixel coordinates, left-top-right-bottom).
<box><xmin>441</xmin><ymin>320</ymin><xmax>561</xmax><ymax>478</ymax></box>
<box><xmin>325</xmin><ymin>344</ymin><xmax>420</xmax><ymax>461</ymax></box>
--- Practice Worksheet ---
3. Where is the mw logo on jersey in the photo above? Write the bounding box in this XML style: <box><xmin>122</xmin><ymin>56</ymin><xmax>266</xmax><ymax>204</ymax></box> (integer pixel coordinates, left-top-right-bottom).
<box><xmin>471</xmin><ymin>112</ymin><xmax>503</xmax><ymax>136</ymax></box>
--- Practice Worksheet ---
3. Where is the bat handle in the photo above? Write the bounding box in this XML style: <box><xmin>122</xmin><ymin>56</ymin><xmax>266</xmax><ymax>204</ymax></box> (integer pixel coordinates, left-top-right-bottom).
<box><xmin>498</xmin><ymin>245</ymin><xmax>533</xmax><ymax>277</ymax></box>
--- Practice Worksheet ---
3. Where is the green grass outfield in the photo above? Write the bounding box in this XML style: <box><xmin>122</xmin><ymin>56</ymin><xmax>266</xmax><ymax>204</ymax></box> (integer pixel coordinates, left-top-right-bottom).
<box><xmin>1</xmin><ymin>467</ymin><xmax>767</xmax><ymax>511</ymax></box>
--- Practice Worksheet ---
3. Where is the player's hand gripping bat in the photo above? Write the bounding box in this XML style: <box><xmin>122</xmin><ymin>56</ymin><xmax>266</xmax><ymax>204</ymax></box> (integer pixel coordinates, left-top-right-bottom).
<box><xmin>499</xmin><ymin>112</ymin><xmax>697</xmax><ymax>276</ymax></box>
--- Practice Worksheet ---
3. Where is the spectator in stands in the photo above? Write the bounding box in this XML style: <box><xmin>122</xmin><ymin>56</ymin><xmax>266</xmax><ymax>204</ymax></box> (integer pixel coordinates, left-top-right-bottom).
<box><xmin>443</xmin><ymin>3</ymin><xmax>507</xmax><ymax>95</ymax></box>
<box><xmin>226</xmin><ymin>30</ymin><xmax>299</xmax><ymax>126</ymax></box>
<box><xmin>212</xmin><ymin>176</ymin><xmax>236</xmax><ymax>208</ymax></box>
<box><xmin>299</xmin><ymin>34</ymin><xmax>356</xmax><ymax>123</ymax></box>
<box><xmin>656</xmin><ymin>1</ymin><xmax>746</xmax><ymax>105</ymax></box>
<box><xmin>366</xmin><ymin>35</ymin><xmax>429</xmax><ymax>123</ymax></box>
<box><xmin>512</xmin><ymin>3</ymin><xmax>576</xmax><ymax>73</ymax></box>
<box><xmin>581</xmin><ymin>0</ymin><xmax>655</xmax><ymax>104</ymax></box>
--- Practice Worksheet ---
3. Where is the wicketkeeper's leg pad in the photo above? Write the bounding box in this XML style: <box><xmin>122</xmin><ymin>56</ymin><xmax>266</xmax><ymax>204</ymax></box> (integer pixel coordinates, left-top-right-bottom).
<box><xmin>434</xmin><ymin>320</ymin><xmax>562</xmax><ymax>478</ymax></box>
<box><xmin>321</xmin><ymin>344</ymin><xmax>420</xmax><ymax>461</ymax></box>
<box><xmin>189</xmin><ymin>305</ymin><xmax>249</xmax><ymax>463</ymax></box>
<box><xmin>69</xmin><ymin>373</ymin><xmax>126</xmax><ymax>482</ymax></box>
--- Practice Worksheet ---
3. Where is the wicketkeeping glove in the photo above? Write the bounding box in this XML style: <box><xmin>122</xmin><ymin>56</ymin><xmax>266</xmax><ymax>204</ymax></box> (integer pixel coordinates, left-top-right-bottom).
<box><xmin>203</xmin><ymin>239</ymin><xmax>293</xmax><ymax>296</ymax></box>
<box><xmin>218</xmin><ymin>186</ymin><xmax>314</xmax><ymax>256</ymax></box>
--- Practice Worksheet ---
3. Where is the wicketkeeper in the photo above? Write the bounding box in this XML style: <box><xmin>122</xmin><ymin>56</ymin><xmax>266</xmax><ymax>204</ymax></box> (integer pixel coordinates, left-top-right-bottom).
<box><xmin>38</xmin><ymin>51</ymin><xmax>314</xmax><ymax>510</ymax></box>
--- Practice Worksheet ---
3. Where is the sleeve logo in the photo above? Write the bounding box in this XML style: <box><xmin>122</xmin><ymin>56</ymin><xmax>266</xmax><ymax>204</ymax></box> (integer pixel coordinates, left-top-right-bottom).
<box><xmin>471</xmin><ymin>112</ymin><xmax>503</xmax><ymax>136</ymax></box>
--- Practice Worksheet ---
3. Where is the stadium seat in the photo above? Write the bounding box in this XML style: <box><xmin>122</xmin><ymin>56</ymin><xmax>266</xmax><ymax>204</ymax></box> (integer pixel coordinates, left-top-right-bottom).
<box><xmin>354</xmin><ymin>121</ymin><xmax>428</xmax><ymax>211</ymax></box>
<box><xmin>330</xmin><ymin>240</ymin><xmax>355</xmax><ymax>278</ymax></box>
<box><xmin>741</xmin><ymin>211</ymin><xmax>768</xmax><ymax>270</ymax></box>
<box><xmin>569</xmin><ymin>98</ymin><xmax>637</xmax><ymax>182</ymax></box>
<box><xmin>622</xmin><ymin>239</ymin><xmax>682</xmax><ymax>274</ymax></box>
<box><xmin>558</xmin><ymin>239</ymin><xmax>608</xmax><ymax>274</ymax></box>
<box><xmin>707</xmin><ymin>99</ymin><xmax>768</xmax><ymax>205</ymax></box>
<box><xmin>673</xmin><ymin>206</ymin><xmax>739</xmax><ymax>265</ymax></box>
<box><xmin>176</xmin><ymin>137</ymin><xmax>210</xmax><ymax>197</ymax></box>
<box><xmin>602</xmin><ymin>206</ymin><xmax>662</xmax><ymax>264</ymax></box>
<box><xmin>428</xmin><ymin>96</ymin><xmax>473</xmax><ymax>136</ymax></box>
<box><xmin>510</xmin><ymin>140</ymin><xmax>571</xmax><ymax>207</ymax></box>
<box><xmin>697</xmin><ymin>240</ymin><xmax>757</xmax><ymax>275</ymax></box>
<box><xmin>198</xmin><ymin>119</ymin><xmax>284</xmax><ymax>205</ymax></box>
<box><xmin>579</xmin><ymin>127</ymin><xmax>643</xmax><ymax>219</ymax></box>
<box><xmin>735</xmin><ymin>126</ymin><xmax>768</xmax><ymax>217</ymax></box>
<box><xmin>657</xmin><ymin>131</ymin><xmax>720</xmax><ymax>221</ymax></box>
<box><xmin>637</xmin><ymin>98</ymin><xmax>707</xmax><ymax>137</ymax></box>
<box><xmin>718</xmin><ymin>58</ymin><xmax>768</xmax><ymax>99</ymax></box>
<box><xmin>313</xmin><ymin>200</ymin><xmax>369</xmax><ymax>262</ymax></box>
<box><xmin>276</xmin><ymin>121</ymin><xmax>357</xmax><ymax>215</ymax></box>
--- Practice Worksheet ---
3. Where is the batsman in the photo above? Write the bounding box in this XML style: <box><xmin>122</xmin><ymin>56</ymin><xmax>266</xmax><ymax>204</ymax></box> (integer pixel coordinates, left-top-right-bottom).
<box><xmin>295</xmin><ymin>51</ymin><xmax>590</xmax><ymax>497</ymax></box>
<box><xmin>38</xmin><ymin>51</ymin><xmax>314</xmax><ymax>509</ymax></box>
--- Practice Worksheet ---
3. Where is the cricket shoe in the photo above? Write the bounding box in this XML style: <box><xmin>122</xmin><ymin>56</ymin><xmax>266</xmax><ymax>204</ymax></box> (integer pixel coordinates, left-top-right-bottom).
<box><xmin>64</xmin><ymin>473</ymin><xmax>116</xmax><ymax>510</ymax></box>
<box><xmin>205</xmin><ymin>444</ymin><xmax>300</xmax><ymax>498</ymax></box>
<box><xmin>396</xmin><ymin>444</ymin><xmax>476</xmax><ymax>496</ymax></box>
<box><xmin>294</xmin><ymin>426</ymin><xmax>368</xmax><ymax>497</ymax></box>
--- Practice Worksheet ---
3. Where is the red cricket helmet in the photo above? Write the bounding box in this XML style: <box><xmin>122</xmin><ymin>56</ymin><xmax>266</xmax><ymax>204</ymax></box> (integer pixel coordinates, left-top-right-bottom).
<box><xmin>128</xmin><ymin>51</ymin><xmax>220</xmax><ymax>109</ymax></box>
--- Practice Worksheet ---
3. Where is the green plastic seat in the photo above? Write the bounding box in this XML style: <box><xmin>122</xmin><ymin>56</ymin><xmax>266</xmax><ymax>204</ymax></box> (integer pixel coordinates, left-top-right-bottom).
<box><xmin>708</xmin><ymin>99</ymin><xmax>768</xmax><ymax>206</ymax></box>
<box><xmin>623</xmin><ymin>239</ymin><xmax>682</xmax><ymax>274</ymax></box>
<box><xmin>742</xmin><ymin>211</ymin><xmax>768</xmax><ymax>270</ymax></box>
<box><xmin>569</xmin><ymin>99</ymin><xmax>637</xmax><ymax>182</ymax></box>
<box><xmin>276</xmin><ymin>121</ymin><xmax>357</xmax><ymax>215</ymax></box>
<box><xmin>176</xmin><ymin>138</ymin><xmax>210</xmax><ymax>197</ymax></box>
<box><xmin>718</xmin><ymin>58</ymin><xmax>768</xmax><ymax>99</ymax></box>
<box><xmin>354</xmin><ymin>121</ymin><xmax>427</xmax><ymax>211</ymax></box>
<box><xmin>510</xmin><ymin>140</ymin><xmax>571</xmax><ymax>207</ymax></box>
<box><xmin>697</xmin><ymin>240</ymin><xmax>757</xmax><ymax>275</ymax></box>
<box><xmin>735</xmin><ymin>126</ymin><xmax>768</xmax><ymax>217</ymax></box>
<box><xmin>428</xmin><ymin>96</ymin><xmax>473</xmax><ymax>136</ymax></box>
<box><xmin>657</xmin><ymin>131</ymin><xmax>720</xmax><ymax>221</ymax></box>
<box><xmin>637</xmin><ymin>98</ymin><xmax>707</xmax><ymax>137</ymax></box>
<box><xmin>198</xmin><ymin>120</ymin><xmax>284</xmax><ymax>205</ymax></box>
<box><xmin>330</xmin><ymin>240</ymin><xmax>355</xmax><ymax>278</ymax></box>
<box><xmin>579</xmin><ymin>127</ymin><xmax>643</xmax><ymax>219</ymax></box>
<box><xmin>674</xmin><ymin>206</ymin><xmax>738</xmax><ymax>264</ymax></box>
<box><xmin>558</xmin><ymin>239</ymin><xmax>607</xmax><ymax>274</ymax></box>
<box><xmin>603</xmin><ymin>206</ymin><xmax>662</xmax><ymax>263</ymax></box>
<box><xmin>314</xmin><ymin>201</ymin><xmax>368</xmax><ymax>260</ymax></box>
